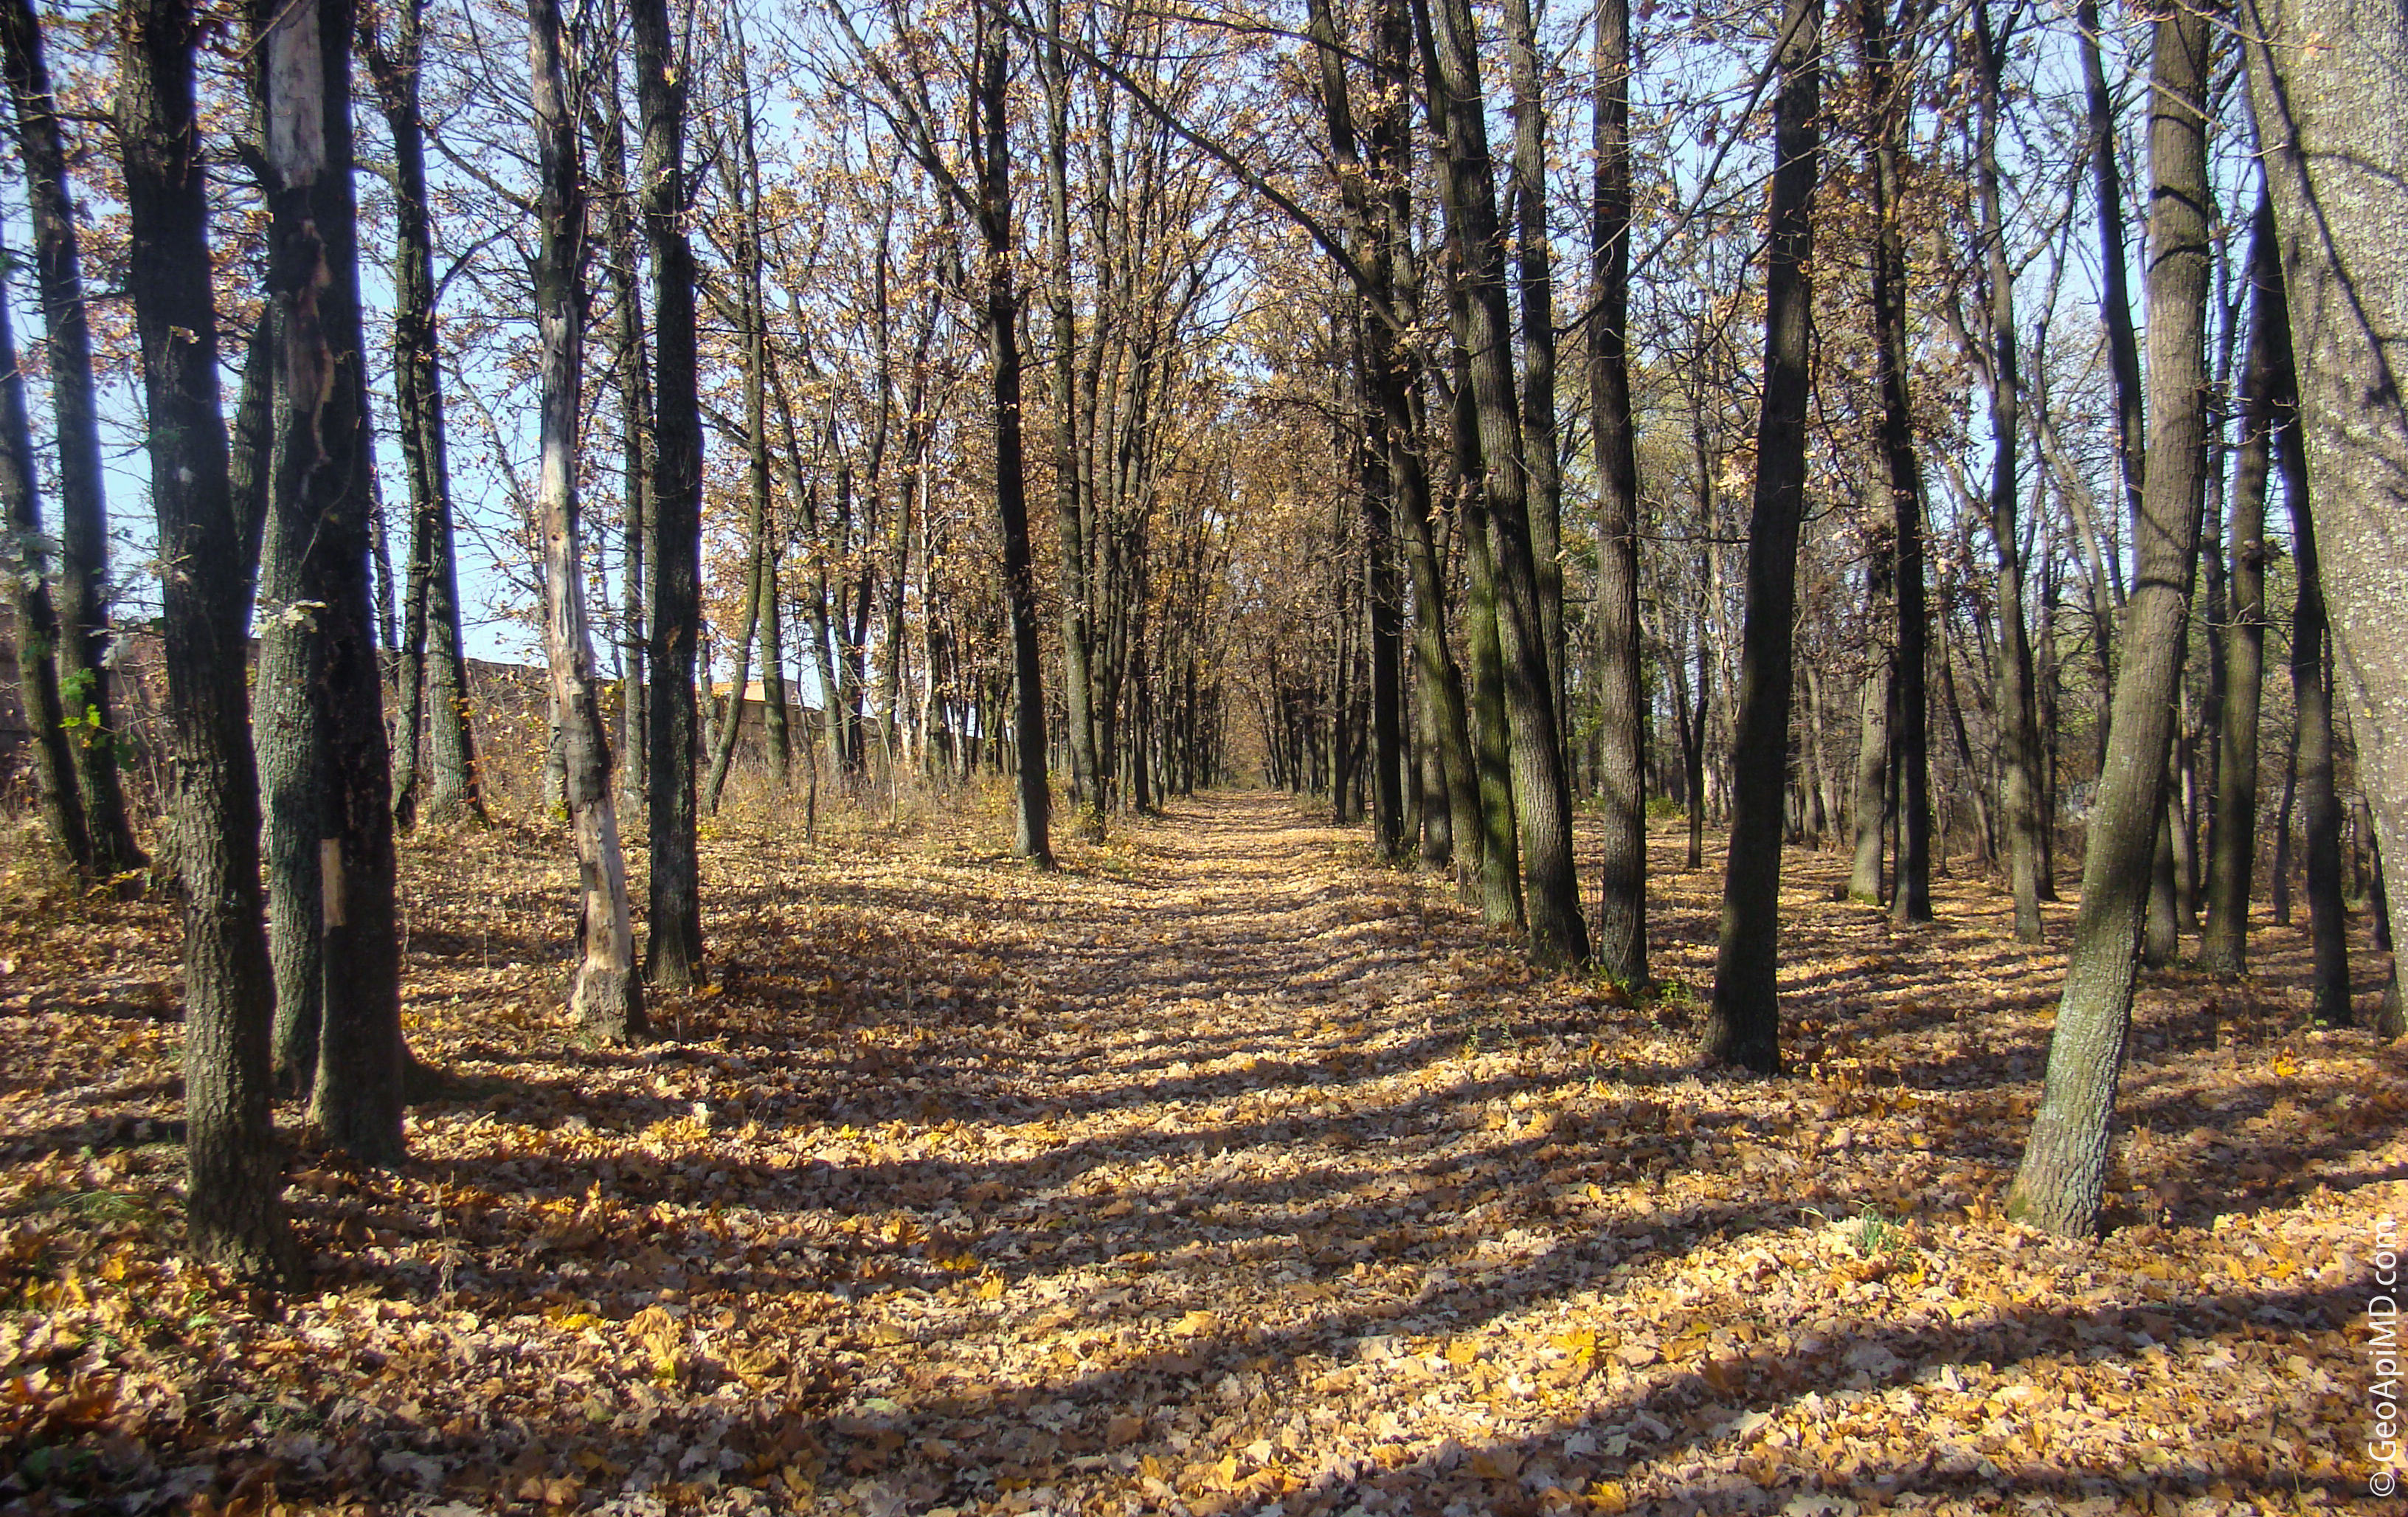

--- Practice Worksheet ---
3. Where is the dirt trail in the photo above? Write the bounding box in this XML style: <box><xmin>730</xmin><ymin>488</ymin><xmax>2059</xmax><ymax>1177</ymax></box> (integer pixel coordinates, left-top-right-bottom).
<box><xmin>0</xmin><ymin>789</ymin><xmax>2396</xmax><ymax>1514</ymax></box>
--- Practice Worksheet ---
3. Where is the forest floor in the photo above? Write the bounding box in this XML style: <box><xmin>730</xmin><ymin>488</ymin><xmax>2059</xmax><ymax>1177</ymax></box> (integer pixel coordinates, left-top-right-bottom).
<box><xmin>0</xmin><ymin>787</ymin><xmax>2401</xmax><ymax>1517</ymax></box>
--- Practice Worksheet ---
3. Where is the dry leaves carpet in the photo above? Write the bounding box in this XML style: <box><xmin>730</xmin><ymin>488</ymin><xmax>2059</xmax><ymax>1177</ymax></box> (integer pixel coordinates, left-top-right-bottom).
<box><xmin>0</xmin><ymin>789</ymin><xmax>2400</xmax><ymax>1517</ymax></box>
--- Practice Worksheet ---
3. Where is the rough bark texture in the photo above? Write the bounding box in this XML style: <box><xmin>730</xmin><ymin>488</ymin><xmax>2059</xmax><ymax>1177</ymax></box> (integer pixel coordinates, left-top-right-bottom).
<box><xmin>2079</xmin><ymin>0</ymin><xmax>2147</xmax><ymax>559</ymax></box>
<box><xmin>2238</xmin><ymin>0</ymin><xmax>2408</xmax><ymax>1034</ymax></box>
<box><xmin>1422</xmin><ymin>0</ymin><xmax>1586</xmax><ymax>965</ymax></box>
<box><xmin>117</xmin><ymin>0</ymin><xmax>294</xmax><ymax>1279</ymax></box>
<box><xmin>1703</xmin><ymin>0</ymin><xmax>1819</xmax><ymax>1072</ymax></box>
<box><xmin>1042</xmin><ymin>0</ymin><xmax>1102</xmax><ymax>843</ymax></box>
<box><xmin>254</xmin><ymin>0</ymin><xmax>404</xmax><ymax>1164</ymax></box>
<box><xmin>2007</xmin><ymin>0</ymin><xmax>2210</xmax><ymax>1237</ymax></box>
<box><xmin>1501</xmin><ymin>0</ymin><xmax>1563</xmax><ymax>731</ymax></box>
<box><xmin>2198</xmin><ymin>195</ymin><xmax>2280</xmax><ymax>977</ymax></box>
<box><xmin>1372</xmin><ymin>0</ymin><xmax>1474</xmax><ymax>885</ymax></box>
<box><xmin>1590</xmin><ymin>0</ymin><xmax>1647</xmax><ymax>988</ymax></box>
<box><xmin>1972</xmin><ymin>0</ymin><xmax>2046</xmax><ymax>941</ymax></box>
<box><xmin>361</xmin><ymin>0</ymin><xmax>480</xmax><ymax>830</ymax></box>
<box><xmin>0</xmin><ymin>283</ymin><xmax>87</xmax><ymax>868</ymax></box>
<box><xmin>2290</xmin><ymin>487</ymin><xmax>2349</xmax><ymax>1026</ymax></box>
<box><xmin>974</xmin><ymin>0</ymin><xmax>1053</xmax><ymax>867</ymax></box>
<box><xmin>530</xmin><ymin>0</ymin><xmax>644</xmax><ymax>1043</ymax></box>
<box><xmin>635</xmin><ymin>0</ymin><xmax>703</xmax><ymax>988</ymax></box>
<box><xmin>0</xmin><ymin>0</ymin><xmax>139</xmax><ymax>876</ymax></box>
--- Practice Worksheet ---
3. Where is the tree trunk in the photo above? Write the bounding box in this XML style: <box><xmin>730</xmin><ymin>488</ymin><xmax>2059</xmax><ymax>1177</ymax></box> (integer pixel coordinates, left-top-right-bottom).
<box><xmin>1</xmin><ymin>0</ymin><xmax>139</xmax><ymax>877</ymax></box>
<box><xmin>1371</xmin><ymin>0</ymin><xmax>1474</xmax><ymax>881</ymax></box>
<box><xmin>974</xmin><ymin>0</ymin><xmax>1052</xmax><ymax>866</ymax></box>
<box><xmin>733</xmin><ymin>40</ymin><xmax>787</xmax><ymax>790</ymax></box>
<box><xmin>702</xmin><ymin>534</ymin><xmax>761</xmax><ymax>813</ymax></box>
<box><xmin>361</xmin><ymin>0</ymin><xmax>480</xmax><ymax>832</ymax></box>
<box><xmin>2238</xmin><ymin>0</ymin><xmax>2408</xmax><ymax>1038</ymax></box>
<box><xmin>530</xmin><ymin>0</ymin><xmax>643</xmax><ymax>1043</ymax></box>
<box><xmin>1972</xmin><ymin>0</ymin><xmax>2045</xmax><ymax>943</ymax></box>
<box><xmin>2007</xmin><ymin>0</ymin><xmax>2210</xmax><ymax>1237</ymax></box>
<box><xmin>1847</xmin><ymin>640</ymin><xmax>1892</xmax><ymax>904</ymax></box>
<box><xmin>1590</xmin><ymin>0</ymin><xmax>1647</xmax><ymax>988</ymax></box>
<box><xmin>1702</xmin><ymin>0</ymin><xmax>1820</xmax><ymax>1072</ymax></box>
<box><xmin>252</xmin><ymin>0</ymin><xmax>404</xmax><ymax>1164</ymax></box>
<box><xmin>1447</xmin><ymin>314</ymin><xmax>1521</xmax><ymax>927</ymax></box>
<box><xmin>634</xmin><ymin>0</ymin><xmax>703</xmax><ymax>989</ymax></box>
<box><xmin>0</xmin><ymin>282</ymin><xmax>89</xmax><ymax>868</ymax></box>
<box><xmin>2144</xmin><ymin>789</ymin><xmax>2180</xmax><ymax>966</ymax></box>
<box><xmin>593</xmin><ymin>63</ymin><xmax>648</xmax><ymax>821</ymax></box>
<box><xmin>1501</xmin><ymin>0</ymin><xmax>1563</xmax><ymax>731</ymax></box>
<box><xmin>117</xmin><ymin>0</ymin><xmax>294</xmax><ymax>1279</ymax></box>
<box><xmin>1042</xmin><ymin>0</ymin><xmax>1103</xmax><ymax>843</ymax></box>
<box><xmin>2199</xmin><ymin>193</ymin><xmax>2279</xmax><ymax>976</ymax></box>
<box><xmin>2291</xmin><ymin>480</ymin><xmax>2349</xmax><ymax>1026</ymax></box>
<box><xmin>1420</xmin><ymin>0</ymin><xmax>1586</xmax><ymax>965</ymax></box>
<box><xmin>2079</xmin><ymin>0</ymin><xmax>2147</xmax><ymax>570</ymax></box>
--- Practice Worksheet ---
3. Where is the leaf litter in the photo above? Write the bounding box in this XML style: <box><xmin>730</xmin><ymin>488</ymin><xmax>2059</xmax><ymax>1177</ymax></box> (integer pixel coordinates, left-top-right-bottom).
<box><xmin>0</xmin><ymin>792</ymin><xmax>2397</xmax><ymax>1516</ymax></box>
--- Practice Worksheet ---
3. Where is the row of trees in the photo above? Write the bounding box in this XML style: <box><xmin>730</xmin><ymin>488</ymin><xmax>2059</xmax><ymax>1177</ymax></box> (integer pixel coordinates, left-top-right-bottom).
<box><xmin>0</xmin><ymin>0</ymin><xmax>2402</xmax><ymax>1277</ymax></box>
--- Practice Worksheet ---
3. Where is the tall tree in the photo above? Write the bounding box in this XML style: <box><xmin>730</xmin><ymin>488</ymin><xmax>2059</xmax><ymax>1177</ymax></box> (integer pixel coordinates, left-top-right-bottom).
<box><xmin>1589</xmin><ymin>0</ymin><xmax>1648</xmax><ymax>988</ymax></box>
<box><xmin>361</xmin><ymin>0</ymin><xmax>482</xmax><ymax>829</ymax></box>
<box><xmin>1500</xmin><ymin>0</ymin><xmax>1563</xmax><ymax>729</ymax></box>
<box><xmin>2198</xmin><ymin>193</ymin><xmax>2278</xmax><ymax>977</ymax></box>
<box><xmin>1421</xmin><ymin>0</ymin><xmax>1586</xmax><ymax>964</ymax></box>
<box><xmin>972</xmin><ymin>0</ymin><xmax>1053</xmax><ymax>865</ymax></box>
<box><xmin>2237</xmin><ymin>0</ymin><xmax>2408</xmax><ymax>1029</ymax></box>
<box><xmin>0</xmin><ymin>274</ymin><xmax>86</xmax><ymax>868</ymax></box>
<box><xmin>530</xmin><ymin>0</ymin><xmax>645</xmax><ymax>1041</ymax></box>
<box><xmin>1970</xmin><ymin>0</ymin><xmax>2048</xmax><ymax>941</ymax></box>
<box><xmin>117</xmin><ymin>0</ymin><xmax>293</xmax><ymax>1278</ymax></box>
<box><xmin>637</xmin><ymin>0</ymin><xmax>705</xmax><ymax>987</ymax></box>
<box><xmin>252</xmin><ymin>0</ymin><xmax>404</xmax><ymax>1163</ymax></box>
<box><xmin>2287</xmin><ymin>429</ymin><xmax>2348</xmax><ymax>1026</ymax></box>
<box><xmin>1042</xmin><ymin>0</ymin><xmax>1104</xmax><ymax>843</ymax></box>
<box><xmin>1701</xmin><ymin>0</ymin><xmax>1821</xmax><ymax>1071</ymax></box>
<box><xmin>0</xmin><ymin>0</ymin><xmax>141</xmax><ymax>876</ymax></box>
<box><xmin>2007</xmin><ymin>0</ymin><xmax>2212</xmax><ymax>1235</ymax></box>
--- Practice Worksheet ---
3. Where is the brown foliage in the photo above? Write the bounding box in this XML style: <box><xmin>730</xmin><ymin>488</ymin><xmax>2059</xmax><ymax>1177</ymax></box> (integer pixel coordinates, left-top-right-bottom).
<box><xmin>0</xmin><ymin>792</ymin><xmax>2393</xmax><ymax>1513</ymax></box>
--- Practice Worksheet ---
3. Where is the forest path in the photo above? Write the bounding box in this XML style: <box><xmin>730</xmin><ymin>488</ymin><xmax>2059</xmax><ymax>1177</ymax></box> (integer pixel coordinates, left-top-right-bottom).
<box><xmin>0</xmin><ymin>789</ymin><xmax>2392</xmax><ymax>1514</ymax></box>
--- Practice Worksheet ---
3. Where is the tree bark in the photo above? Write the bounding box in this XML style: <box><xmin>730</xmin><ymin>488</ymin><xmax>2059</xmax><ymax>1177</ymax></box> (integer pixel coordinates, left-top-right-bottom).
<box><xmin>1971</xmin><ymin>0</ymin><xmax>2046</xmax><ymax>941</ymax></box>
<box><xmin>1501</xmin><ymin>0</ymin><xmax>1564</xmax><ymax>731</ymax></box>
<box><xmin>974</xmin><ymin>0</ymin><xmax>1053</xmax><ymax>866</ymax></box>
<box><xmin>1591</xmin><ymin>0</ymin><xmax>1648</xmax><ymax>988</ymax></box>
<box><xmin>530</xmin><ymin>0</ymin><xmax>644</xmax><ymax>1043</ymax></box>
<box><xmin>2079</xmin><ymin>0</ymin><xmax>2147</xmax><ymax>567</ymax></box>
<box><xmin>252</xmin><ymin>0</ymin><xmax>404</xmax><ymax>1164</ymax></box>
<box><xmin>2007</xmin><ymin>0</ymin><xmax>2210</xmax><ymax>1236</ymax></box>
<box><xmin>117</xmin><ymin>0</ymin><xmax>294</xmax><ymax>1279</ymax></box>
<box><xmin>361</xmin><ymin>0</ymin><xmax>480</xmax><ymax>831</ymax></box>
<box><xmin>0</xmin><ymin>280</ymin><xmax>88</xmax><ymax>868</ymax></box>
<box><xmin>1419</xmin><ymin>0</ymin><xmax>1586</xmax><ymax>965</ymax></box>
<box><xmin>1</xmin><ymin>0</ymin><xmax>140</xmax><ymax>875</ymax></box>
<box><xmin>592</xmin><ymin>62</ymin><xmax>648</xmax><ymax>821</ymax></box>
<box><xmin>2237</xmin><ymin>0</ymin><xmax>2408</xmax><ymax>1037</ymax></box>
<box><xmin>635</xmin><ymin>0</ymin><xmax>703</xmax><ymax>989</ymax></box>
<box><xmin>1703</xmin><ymin>0</ymin><xmax>1820</xmax><ymax>1071</ymax></box>
<box><xmin>1043</xmin><ymin>0</ymin><xmax>1103</xmax><ymax>843</ymax></box>
<box><xmin>2291</xmin><ymin>493</ymin><xmax>2348</xmax><ymax>1026</ymax></box>
<box><xmin>2198</xmin><ymin>193</ymin><xmax>2279</xmax><ymax>976</ymax></box>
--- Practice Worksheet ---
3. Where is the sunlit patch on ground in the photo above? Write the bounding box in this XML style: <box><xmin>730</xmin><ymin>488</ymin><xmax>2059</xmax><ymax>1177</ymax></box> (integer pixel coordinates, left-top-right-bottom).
<box><xmin>0</xmin><ymin>792</ymin><xmax>2396</xmax><ymax>1514</ymax></box>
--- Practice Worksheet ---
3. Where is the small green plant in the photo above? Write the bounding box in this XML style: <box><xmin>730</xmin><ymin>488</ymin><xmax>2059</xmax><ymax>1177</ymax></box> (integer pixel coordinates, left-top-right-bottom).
<box><xmin>1649</xmin><ymin>977</ymin><xmax>1698</xmax><ymax>1008</ymax></box>
<box><xmin>1645</xmin><ymin>794</ymin><xmax>1686</xmax><ymax>820</ymax></box>
<box><xmin>57</xmin><ymin>1189</ymin><xmax>151</xmax><ymax>1226</ymax></box>
<box><xmin>1810</xmin><ymin>1205</ymin><xmax>1910</xmax><ymax>1258</ymax></box>
<box><xmin>1850</xmin><ymin>1211</ymin><xmax>1907</xmax><ymax>1257</ymax></box>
